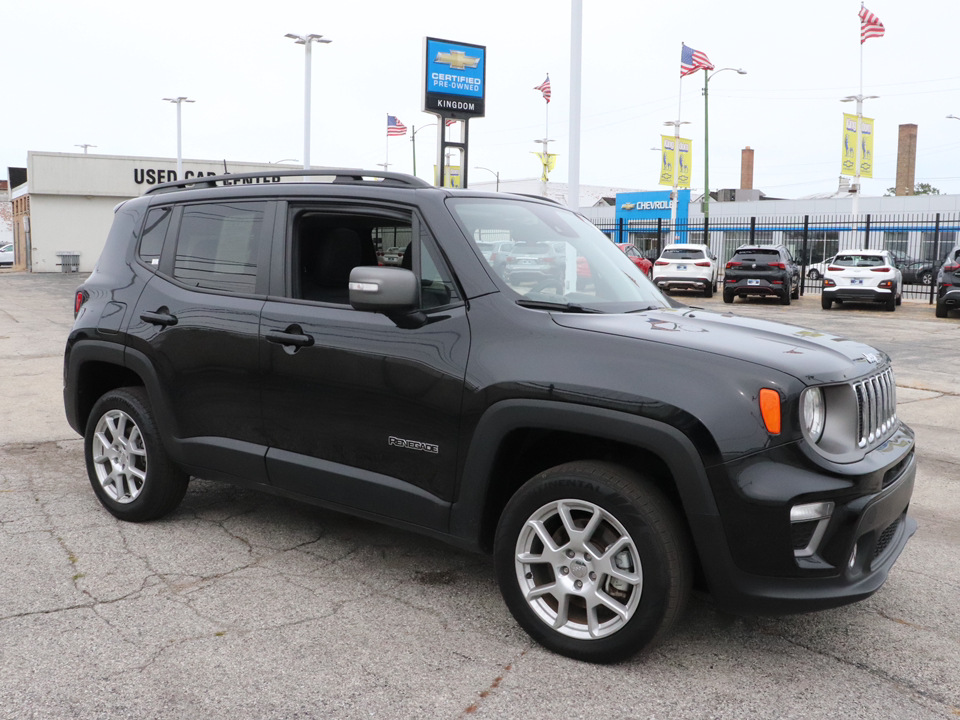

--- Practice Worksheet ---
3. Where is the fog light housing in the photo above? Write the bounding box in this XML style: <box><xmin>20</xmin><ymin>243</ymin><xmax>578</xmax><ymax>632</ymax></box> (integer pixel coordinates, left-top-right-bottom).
<box><xmin>790</xmin><ymin>501</ymin><xmax>834</xmax><ymax>558</ymax></box>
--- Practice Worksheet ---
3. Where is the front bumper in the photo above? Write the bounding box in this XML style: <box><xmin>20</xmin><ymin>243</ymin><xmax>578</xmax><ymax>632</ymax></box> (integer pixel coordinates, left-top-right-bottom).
<box><xmin>693</xmin><ymin>425</ymin><xmax>917</xmax><ymax>615</ymax></box>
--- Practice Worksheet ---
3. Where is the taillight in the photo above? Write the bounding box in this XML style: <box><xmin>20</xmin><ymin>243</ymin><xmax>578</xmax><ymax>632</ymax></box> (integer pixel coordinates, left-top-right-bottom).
<box><xmin>655</xmin><ymin>261</ymin><xmax>669</xmax><ymax>266</ymax></box>
<box><xmin>543</xmin><ymin>256</ymin><xmax>555</xmax><ymax>263</ymax></box>
<box><xmin>769</xmin><ymin>263</ymin><xmax>786</xmax><ymax>270</ymax></box>
<box><xmin>943</xmin><ymin>263</ymin><xmax>960</xmax><ymax>273</ymax></box>
<box><xmin>74</xmin><ymin>290</ymin><xmax>88</xmax><ymax>318</ymax></box>
<box><xmin>726</xmin><ymin>261</ymin><xmax>741</xmax><ymax>269</ymax></box>
<box><xmin>694</xmin><ymin>261</ymin><xmax>711</xmax><ymax>267</ymax></box>
<box><xmin>871</xmin><ymin>267</ymin><xmax>892</xmax><ymax>272</ymax></box>
<box><xmin>878</xmin><ymin>280</ymin><xmax>894</xmax><ymax>288</ymax></box>
<box><xmin>827</xmin><ymin>266</ymin><xmax>842</xmax><ymax>272</ymax></box>
<box><xmin>507</xmin><ymin>256</ymin><xmax>516</xmax><ymax>262</ymax></box>
<box><xmin>824</xmin><ymin>279</ymin><xmax>836</xmax><ymax>287</ymax></box>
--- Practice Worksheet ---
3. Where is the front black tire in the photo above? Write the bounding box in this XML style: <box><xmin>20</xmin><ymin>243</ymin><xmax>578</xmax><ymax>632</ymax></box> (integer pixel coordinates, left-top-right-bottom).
<box><xmin>808</xmin><ymin>269</ymin><xmax>821</xmax><ymax>281</ymax></box>
<box><xmin>494</xmin><ymin>461</ymin><xmax>692</xmax><ymax>664</ymax></box>
<box><xmin>84</xmin><ymin>387</ymin><xmax>189</xmax><ymax>522</ymax></box>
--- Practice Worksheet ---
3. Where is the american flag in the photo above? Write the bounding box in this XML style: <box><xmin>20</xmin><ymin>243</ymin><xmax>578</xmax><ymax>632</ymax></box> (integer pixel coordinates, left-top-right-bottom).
<box><xmin>680</xmin><ymin>44</ymin><xmax>714</xmax><ymax>77</ymax></box>
<box><xmin>387</xmin><ymin>115</ymin><xmax>407</xmax><ymax>136</ymax></box>
<box><xmin>859</xmin><ymin>5</ymin><xmax>885</xmax><ymax>43</ymax></box>
<box><xmin>445</xmin><ymin>118</ymin><xmax>457</xmax><ymax>127</ymax></box>
<box><xmin>534</xmin><ymin>75</ymin><xmax>551</xmax><ymax>103</ymax></box>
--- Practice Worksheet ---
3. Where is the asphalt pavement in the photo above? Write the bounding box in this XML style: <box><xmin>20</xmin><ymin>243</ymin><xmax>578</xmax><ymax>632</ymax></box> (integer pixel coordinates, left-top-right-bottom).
<box><xmin>1</xmin><ymin>271</ymin><xmax>958</xmax><ymax>719</ymax></box>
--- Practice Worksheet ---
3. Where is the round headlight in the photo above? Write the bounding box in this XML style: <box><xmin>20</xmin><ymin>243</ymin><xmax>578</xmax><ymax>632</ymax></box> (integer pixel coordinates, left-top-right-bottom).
<box><xmin>801</xmin><ymin>387</ymin><xmax>825</xmax><ymax>443</ymax></box>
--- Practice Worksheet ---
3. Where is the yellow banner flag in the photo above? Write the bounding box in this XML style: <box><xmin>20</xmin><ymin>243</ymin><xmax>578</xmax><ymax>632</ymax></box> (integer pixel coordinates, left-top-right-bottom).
<box><xmin>676</xmin><ymin>137</ymin><xmax>692</xmax><ymax>189</ymax></box>
<box><xmin>659</xmin><ymin>136</ymin><xmax>675</xmax><ymax>186</ymax></box>
<box><xmin>659</xmin><ymin>136</ymin><xmax>692</xmax><ymax>188</ymax></box>
<box><xmin>532</xmin><ymin>152</ymin><xmax>558</xmax><ymax>183</ymax></box>
<box><xmin>841</xmin><ymin>114</ymin><xmax>874</xmax><ymax>179</ymax></box>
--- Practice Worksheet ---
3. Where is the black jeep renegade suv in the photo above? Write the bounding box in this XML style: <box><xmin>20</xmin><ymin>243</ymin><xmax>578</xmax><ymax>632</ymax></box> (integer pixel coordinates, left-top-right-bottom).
<box><xmin>64</xmin><ymin>170</ymin><xmax>916</xmax><ymax>663</ymax></box>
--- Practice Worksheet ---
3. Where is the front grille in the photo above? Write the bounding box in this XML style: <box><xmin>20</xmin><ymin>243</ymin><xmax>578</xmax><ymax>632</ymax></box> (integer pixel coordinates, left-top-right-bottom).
<box><xmin>854</xmin><ymin>368</ymin><xmax>897</xmax><ymax>449</ymax></box>
<box><xmin>873</xmin><ymin>516</ymin><xmax>902</xmax><ymax>560</ymax></box>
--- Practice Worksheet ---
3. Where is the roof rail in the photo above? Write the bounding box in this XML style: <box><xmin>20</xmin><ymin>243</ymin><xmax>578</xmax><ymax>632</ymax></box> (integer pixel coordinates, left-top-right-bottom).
<box><xmin>508</xmin><ymin>192</ymin><xmax>563</xmax><ymax>205</ymax></box>
<box><xmin>144</xmin><ymin>168</ymin><xmax>433</xmax><ymax>195</ymax></box>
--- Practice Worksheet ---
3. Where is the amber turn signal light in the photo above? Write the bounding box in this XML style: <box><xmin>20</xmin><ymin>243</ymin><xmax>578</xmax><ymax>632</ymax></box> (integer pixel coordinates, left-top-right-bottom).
<box><xmin>759</xmin><ymin>388</ymin><xmax>781</xmax><ymax>434</ymax></box>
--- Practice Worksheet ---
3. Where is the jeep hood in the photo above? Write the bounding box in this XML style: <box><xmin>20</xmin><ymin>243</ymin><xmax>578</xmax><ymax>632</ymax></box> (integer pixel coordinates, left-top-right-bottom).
<box><xmin>552</xmin><ymin>307</ymin><xmax>887</xmax><ymax>384</ymax></box>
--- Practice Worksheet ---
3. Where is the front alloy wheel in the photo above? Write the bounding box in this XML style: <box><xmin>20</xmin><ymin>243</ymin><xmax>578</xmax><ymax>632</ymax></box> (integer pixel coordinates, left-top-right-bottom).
<box><xmin>514</xmin><ymin>498</ymin><xmax>642</xmax><ymax>640</ymax></box>
<box><xmin>495</xmin><ymin>461</ymin><xmax>691</xmax><ymax>663</ymax></box>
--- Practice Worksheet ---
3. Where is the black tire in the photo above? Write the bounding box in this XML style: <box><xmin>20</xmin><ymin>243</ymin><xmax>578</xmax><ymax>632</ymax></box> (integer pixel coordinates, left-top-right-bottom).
<box><xmin>885</xmin><ymin>291</ymin><xmax>896</xmax><ymax>312</ymax></box>
<box><xmin>722</xmin><ymin>289</ymin><xmax>735</xmax><ymax>304</ymax></box>
<box><xmin>896</xmin><ymin>292</ymin><xmax>902</xmax><ymax>306</ymax></box>
<box><xmin>703</xmin><ymin>280</ymin><xmax>713</xmax><ymax>298</ymax></box>
<box><xmin>494</xmin><ymin>461</ymin><xmax>692</xmax><ymax>664</ymax></box>
<box><xmin>821</xmin><ymin>294</ymin><xmax>832</xmax><ymax>310</ymax></box>
<box><xmin>780</xmin><ymin>281</ymin><xmax>791</xmax><ymax>305</ymax></box>
<box><xmin>791</xmin><ymin>280</ymin><xmax>800</xmax><ymax>300</ymax></box>
<box><xmin>808</xmin><ymin>269</ymin><xmax>821</xmax><ymax>281</ymax></box>
<box><xmin>935</xmin><ymin>302</ymin><xmax>948</xmax><ymax>318</ymax></box>
<box><xmin>84</xmin><ymin>387</ymin><xmax>189</xmax><ymax>522</ymax></box>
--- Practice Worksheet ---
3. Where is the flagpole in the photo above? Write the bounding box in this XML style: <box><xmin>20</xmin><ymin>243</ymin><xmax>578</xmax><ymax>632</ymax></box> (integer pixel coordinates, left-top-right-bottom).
<box><xmin>543</xmin><ymin>84</ymin><xmax>550</xmax><ymax>197</ymax></box>
<box><xmin>671</xmin><ymin>44</ymin><xmax>684</xmax><ymax>243</ymax></box>
<box><xmin>853</xmin><ymin>7</ymin><xmax>863</xmax><ymax>245</ymax></box>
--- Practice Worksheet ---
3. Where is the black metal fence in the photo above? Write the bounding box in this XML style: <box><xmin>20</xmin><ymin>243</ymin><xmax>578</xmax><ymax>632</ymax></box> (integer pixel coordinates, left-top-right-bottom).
<box><xmin>589</xmin><ymin>213</ymin><xmax>960</xmax><ymax>300</ymax></box>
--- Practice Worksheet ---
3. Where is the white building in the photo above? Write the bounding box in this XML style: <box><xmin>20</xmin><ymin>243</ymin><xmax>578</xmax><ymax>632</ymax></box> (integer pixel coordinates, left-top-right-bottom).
<box><xmin>9</xmin><ymin>152</ymin><xmax>299</xmax><ymax>273</ymax></box>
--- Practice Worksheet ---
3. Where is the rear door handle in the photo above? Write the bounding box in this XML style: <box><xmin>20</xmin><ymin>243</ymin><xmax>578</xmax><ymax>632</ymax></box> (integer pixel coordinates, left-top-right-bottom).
<box><xmin>265</xmin><ymin>329</ymin><xmax>314</xmax><ymax>348</ymax></box>
<box><xmin>140</xmin><ymin>310</ymin><xmax>178</xmax><ymax>327</ymax></box>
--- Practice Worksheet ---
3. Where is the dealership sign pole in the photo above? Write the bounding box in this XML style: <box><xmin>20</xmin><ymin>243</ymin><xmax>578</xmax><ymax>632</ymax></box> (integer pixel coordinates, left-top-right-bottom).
<box><xmin>423</xmin><ymin>37</ymin><xmax>486</xmax><ymax>189</ymax></box>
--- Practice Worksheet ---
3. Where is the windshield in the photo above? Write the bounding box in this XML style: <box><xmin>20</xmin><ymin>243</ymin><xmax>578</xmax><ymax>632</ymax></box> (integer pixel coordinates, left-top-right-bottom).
<box><xmin>447</xmin><ymin>197</ymin><xmax>668</xmax><ymax>312</ymax></box>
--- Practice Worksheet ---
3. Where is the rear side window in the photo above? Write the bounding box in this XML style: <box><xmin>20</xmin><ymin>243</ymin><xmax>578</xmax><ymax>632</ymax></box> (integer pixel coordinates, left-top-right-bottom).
<box><xmin>139</xmin><ymin>206</ymin><xmax>173</xmax><ymax>267</ymax></box>
<box><xmin>173</xmin><ymin>202</ymin><xmax>266</xmax><ymax>293</ymax></box>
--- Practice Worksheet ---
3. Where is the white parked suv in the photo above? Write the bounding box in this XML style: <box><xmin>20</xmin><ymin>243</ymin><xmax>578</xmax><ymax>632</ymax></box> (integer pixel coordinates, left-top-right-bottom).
<box><xmin>652</xmin><ymin>243</ymin><xmax>719</xmax><ymax>297</ymax></box>
<box><xmin>821</xmin><ymin>249</ymin><xmax>902</xmax><ymax>311</ymax></box>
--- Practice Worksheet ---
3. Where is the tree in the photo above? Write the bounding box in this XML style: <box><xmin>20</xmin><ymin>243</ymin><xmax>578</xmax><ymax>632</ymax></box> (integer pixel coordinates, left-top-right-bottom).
<box><xmin>885</xmin><ymin>182</ymin><xmax>941</xmax><ymax>196</ymax></box>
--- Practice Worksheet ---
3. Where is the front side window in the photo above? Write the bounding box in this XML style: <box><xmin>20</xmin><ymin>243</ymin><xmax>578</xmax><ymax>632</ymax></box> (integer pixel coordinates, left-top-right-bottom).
<box><xmin>173</xmin><ymin>202</ymin><xmax>266</xmax><ymax>293</ymax></box>
<box><xmin>448</xmin><ymin>197</ymin><xmax>665</xmax><ymax>311</ymax></box>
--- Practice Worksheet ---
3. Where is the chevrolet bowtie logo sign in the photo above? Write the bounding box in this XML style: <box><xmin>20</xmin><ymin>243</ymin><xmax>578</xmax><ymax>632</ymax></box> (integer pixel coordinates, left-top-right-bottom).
<box><xmin>435</xmin><ymin>50</ymin><xmax>480</xmax><ymax>70</ymax></box>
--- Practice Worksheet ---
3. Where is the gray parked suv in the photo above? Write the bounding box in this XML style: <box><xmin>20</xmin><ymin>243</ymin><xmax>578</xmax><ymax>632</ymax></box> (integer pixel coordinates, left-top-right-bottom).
<box><xmin>935</xmin><ymin>243</ymin><xmax>960</xmax><ymax>318</ymax></box>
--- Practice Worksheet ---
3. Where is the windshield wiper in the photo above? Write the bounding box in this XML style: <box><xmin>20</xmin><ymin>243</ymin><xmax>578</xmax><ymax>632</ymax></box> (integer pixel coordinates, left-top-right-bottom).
<box><xmin>624</xmin><ymin>304</ymin><xmax>663</xmax><ymax>313</ymax></box>
<box><xmin>515</xmin><ymin>299</ymin><xmax>604</xmax><ymax>313</ymax></box>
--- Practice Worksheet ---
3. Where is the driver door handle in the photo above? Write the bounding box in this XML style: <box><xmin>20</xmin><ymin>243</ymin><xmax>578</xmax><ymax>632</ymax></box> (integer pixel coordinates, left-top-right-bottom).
<box><xmin>140</xmin><ymin>310</ymin><xmax>178</xmax><ymax>327</ymax></box>
<box><xmin>265</xmin><ymin>329</ymin><xmax>315</xmax><ymax>348</ymax></box>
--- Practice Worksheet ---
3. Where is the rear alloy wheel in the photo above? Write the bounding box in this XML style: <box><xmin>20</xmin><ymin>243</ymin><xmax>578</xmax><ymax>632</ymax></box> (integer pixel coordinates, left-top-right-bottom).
<box><xmin>821</xmin><ymin>294</ymin><xmax>832</xmax><ymax>310</ymax></box>
<box><xmin>85</xmin><ymin>387</ymin><xmax>189</xmax><ymax>522</ymax></box>
<box><xmin>494</xmin><ymin>461</ymin><xmax>691</xmax><ymax>664</ymax></box>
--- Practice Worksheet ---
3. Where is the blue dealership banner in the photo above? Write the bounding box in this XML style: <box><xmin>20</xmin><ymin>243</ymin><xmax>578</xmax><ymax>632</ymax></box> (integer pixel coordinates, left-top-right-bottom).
<box><xmin>614</xmin><ymin>190</ymin><xmax>691</xmax><ymax>243</ymax></box>
<box><xmin>423</xmin><ymin>37</ymin><xmax>486</xmax><ymax>117</ymax></box>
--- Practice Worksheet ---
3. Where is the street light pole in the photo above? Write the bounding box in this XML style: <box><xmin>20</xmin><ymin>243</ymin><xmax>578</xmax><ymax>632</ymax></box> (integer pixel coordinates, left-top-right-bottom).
<box><xmin>703</xmin><ymin>68</ymin><xmax>746</xmax><ymax>221</ymax></box>
<box><xmin>411</xmin><ymin>123</ymin><xmax>437</xmax><ymax>178</ymax></box>
<box><xmin>474</xmin><ymin>166</ymin><xmax>500</xmax><ymax>191</ymax></box>
<box><xmin>948</xmin><ymin>115</ymin><xmax>960</xmax><ymax>121</ymax></box>
<box><xmin>74</xmin><ymin>144</ymin><xmax>96</xmax><ymax>154</ymax></box>
<box><xmin>162</xmin><ymin>97</ymin><xmax>195</xmax><ymax>177</ymax></box>
<box><xmin>286</xmin><ymin>33</ymin><xmax>332</xmax><ymax>170</ymax></box>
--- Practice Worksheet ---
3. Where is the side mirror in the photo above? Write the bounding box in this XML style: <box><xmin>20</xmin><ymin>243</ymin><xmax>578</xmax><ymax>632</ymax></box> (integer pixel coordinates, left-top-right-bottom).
<box><xmin>349</xmin><ymin>266</ymin><xmax>418</xmax><ymax>313</ymax></box>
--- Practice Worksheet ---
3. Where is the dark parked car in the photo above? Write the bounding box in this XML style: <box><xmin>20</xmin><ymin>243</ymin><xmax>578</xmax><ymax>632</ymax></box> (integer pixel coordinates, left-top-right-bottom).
<box><xmin>723</xmin><ymin>244</ymin><xmax>801</xmax><ymax>304</ymax></box>
<box><xmin>935</xmin><ymin>243</ymin><xmax>960</xmax><ymax>318</ymax></box>
<box><xmin>64</xmin><ymin>170</ymin><xmax>916</xmax><ymax>664</ymax></box>
<box><xmin>899</xmin><ymin>260</ymin><xmax>937</xmax><ymax>286</ymax></box>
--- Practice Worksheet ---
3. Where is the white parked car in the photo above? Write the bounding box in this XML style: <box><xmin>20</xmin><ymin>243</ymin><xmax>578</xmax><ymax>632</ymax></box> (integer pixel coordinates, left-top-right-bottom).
<box><xmin>651</xmin><ymin>243</ymin><xmax>719</xmax><ymax>297</ymax></box>
<box><xmin>0</xmin><ymin>243</ymin><xmax>13</xmax><ymax>267</ymax></box>
<box><xmin>821</xmin><ymin>249</ymin><xmax>902</xmax><ymax>311</ymax></box>
<box><xmin>805</xmin><ymin>255</ymin><xmax>835</xmax><ymax>281</ymax></box>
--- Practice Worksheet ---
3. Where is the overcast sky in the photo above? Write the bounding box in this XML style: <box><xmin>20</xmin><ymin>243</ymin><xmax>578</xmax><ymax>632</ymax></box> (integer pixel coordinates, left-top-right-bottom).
<box><xmin>3</xmin><ymin>0</ymin><xmax>959</xmax><ymax>198</ymax></box>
